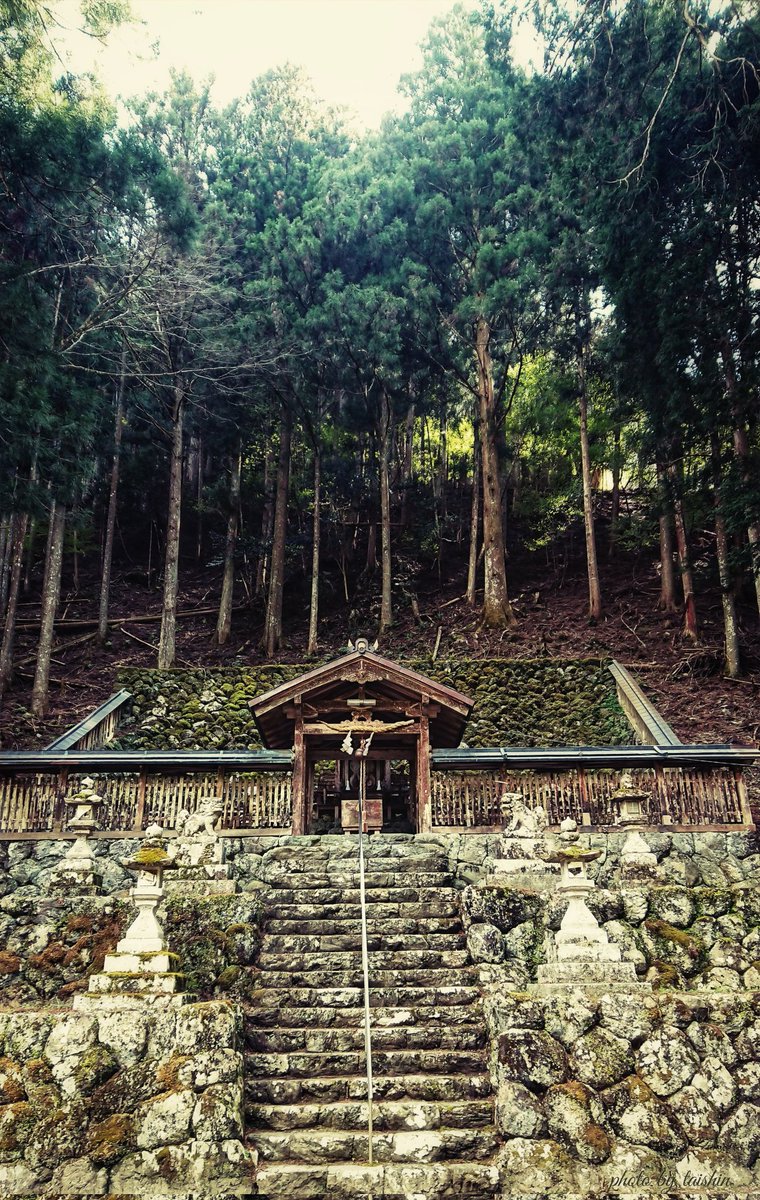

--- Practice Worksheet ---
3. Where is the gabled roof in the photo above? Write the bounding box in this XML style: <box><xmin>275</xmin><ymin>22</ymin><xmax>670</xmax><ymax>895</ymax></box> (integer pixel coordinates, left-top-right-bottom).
<box><xmin>249</xmin><ymin>650</ymin><xmax>474</xmax><ymax>749</ymax></box>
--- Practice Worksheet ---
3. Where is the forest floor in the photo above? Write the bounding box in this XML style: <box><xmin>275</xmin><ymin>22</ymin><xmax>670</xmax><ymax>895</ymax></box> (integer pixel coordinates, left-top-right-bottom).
<box><xmin>1</xmin><ymin>528</ymin><xmax>758</xmax><ymax>754</ymax></box>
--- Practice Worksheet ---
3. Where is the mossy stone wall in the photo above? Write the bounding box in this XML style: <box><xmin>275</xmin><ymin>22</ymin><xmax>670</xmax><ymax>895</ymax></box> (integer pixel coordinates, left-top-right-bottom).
<box><xmin>116</xmin><ymin>657</ymin><xmax>631</xmax><ymax>751</ymax></box>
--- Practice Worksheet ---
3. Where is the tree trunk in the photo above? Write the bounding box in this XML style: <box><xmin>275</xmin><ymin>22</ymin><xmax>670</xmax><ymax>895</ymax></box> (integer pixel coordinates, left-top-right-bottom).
<box><xmin>307</xmin><ymin>445</ymin><xmax>321</xmax><ymax>655</ymax></box>
<box><xmin>366</xmin><ymin>523</ymin><xmax>377</xmax><ymax>572</ymax></box>
<box><xmin>158</xmin><ymin>391</ymin><xmax>184</xmax><ymax>669</ymax></box>
<box><xmin>196</xmin><ymin>432</ymin><xmax>204</xmax><ymax>563</ymax></box>
<box><xmin>97</xmin><ymin>357</ymin><xmax>126</xmax><ymax>643</ymax></box>
<box><xmin>263</xmin><ymin>406</ymin><xmax>292</xmax><ymax>657</ymax></box>
<box><xmin>0</xmin><ymin>515</ymin><xmax>10</xmax><ymax>618</ymax></box>
<box><xmin>378</xmin><ymin>390</ymin><xmax>393</xmax><ymax>633</ymax></box>
<box><xmin>399</xmin><ymin>401</ymin><xmax>415</xmax><ymax>530</ymax></box>
<box><xmin>466</xmin><ymin>411</ymin><xmax>480</xmax><ymax>607</ymax></box>
<box><xmin>730</xmin><ymin>415</ymin><xmax>760</xmax><ymax>617</ymax></box>
<box><xmin>256</xmin><ymin>439</ymin><xmax>275</xmax><ymax>597</ymax></box>
<box><xmin>710</xmin><ymin>430</ymin><xmax>740</xmax><ymax>677</ymax></box>
<box><xmin>668</xmin><ymin>461</ymin><xmax>698</xmax><ymax>641</ymax></box>
<box><xmin>577</xmin><ymin>347</ymin><xmax>602</xmax><ymax>620</ymax></box>
<box><xmin>721</xmin><ymin>336</ymin><xmax>760</xmax><ymax>616</ymax></box>
<box><xmin>475</xmin><ymin>317</ymin><xmax>514</xmax><ymax>627</ymax></box>
<box><xmin>215</xmin><ymin>443</ymin><xmax>242</xmax><ymax>647</ymax></box>
<box><xmin>30</xmin><ymin>502</ymin><xmax>66</xmax><ymax>717</ymax></box>
<box><xmin>22</xmin><ymin>516</ymin><xmax>35</xmax><ymax>594</ymax></box>
<box><xmin>0</xmin><ymin>512</ymin><xmax>29</xmax><ymax>696</ymax></box>
<box><xmin>609</xmin><ymin>422</ymin><xmax>621</xmax><ymax>557</ymax></box>
<box><xmin>656</xmin><ymin>460</ymin><xmax>678</xmax><ymax>612</ymax></box>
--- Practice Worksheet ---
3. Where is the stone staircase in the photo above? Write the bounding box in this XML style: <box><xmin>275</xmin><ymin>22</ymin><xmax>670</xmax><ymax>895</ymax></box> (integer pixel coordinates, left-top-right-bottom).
<box><xmin>244</xmin><ymin>836</ymin><xmax>501</xmax><ymax>1197</ymax></box>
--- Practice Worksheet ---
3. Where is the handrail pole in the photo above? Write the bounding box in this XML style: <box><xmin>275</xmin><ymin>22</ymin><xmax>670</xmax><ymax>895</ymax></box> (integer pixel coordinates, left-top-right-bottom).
<box><xmin>358</xmin><ymin>754</ymin><xmax>374</xmax><ymax>1165</ymax></box>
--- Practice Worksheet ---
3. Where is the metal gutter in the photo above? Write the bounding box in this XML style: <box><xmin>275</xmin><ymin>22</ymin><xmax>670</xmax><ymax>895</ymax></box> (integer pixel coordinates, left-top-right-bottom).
<box><xmin>609</xmin><ymin>660</ymin><xmax>682</xmax><ymax>745</ymax></box>
<box><xmin>431</xmin><ymin>744</ymin><xmax>758</xmax><ymax>769</ymax></box>
<box><xmin>45</xmin><ymin>690</ymin><xmax>133</xmax><ymax>750</ymax></box>
<box><xmin>0</xmin><ymin>749</ymin><xmax>294</xmax><ymax>772</ymax></box>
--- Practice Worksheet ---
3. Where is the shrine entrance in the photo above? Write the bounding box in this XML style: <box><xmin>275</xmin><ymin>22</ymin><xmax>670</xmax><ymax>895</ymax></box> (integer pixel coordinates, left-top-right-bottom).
<box><xmin>249</xmin><ymin>644</ymin><xmax>473</xmax><ymax>834</ymax></box>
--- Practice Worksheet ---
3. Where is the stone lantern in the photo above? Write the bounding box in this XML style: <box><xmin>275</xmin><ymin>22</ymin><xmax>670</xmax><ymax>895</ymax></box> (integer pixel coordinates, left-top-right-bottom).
<box><xmin>612</xmin><ymin>772</ymin><xmax>659</xmax><ymax>883</ymax></box>
<box><xmin>612</xmin><ymin>770</ymin><xmax>649</xmax><ymax>826</ymax></box>
<box><xmin>75</xmin><ymin>825</ymin><xmax>186</xmax><ymax>1009</ymax></box>
<box><xmin>50</xmin><ymin>776</ymin><xmax>104</xmax><ymax>894</ymax></box>
<box><xmin>113</xmin><ymin>824</ymin><xmax>178</xmax><ymax>963</ymax></box>
<box><xmin>532</xmin><ymin>829</ymin><xmax>644</xmax><ymax>992</ymax></box>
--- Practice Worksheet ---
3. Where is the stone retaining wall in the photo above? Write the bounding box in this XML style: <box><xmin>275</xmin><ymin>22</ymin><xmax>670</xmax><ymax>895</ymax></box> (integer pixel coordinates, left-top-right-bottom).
<box><xmin>487</xmin><ymin>988</ymin><xmax>760</xmax><ymax>1194</ymax></box>
<box><xmin>0</xmin><ymin>1000</ymin><xmax>251</xmax><ymax>1195</ymax></box>
<box><xmin>0</xmin><ymin>891</ymin><xmax>262</xmax><ymax>1009</ymax></box>
<box><xmin>116</xmin><ymin>658</ymin><xmax>631</xmax><ymax>750</ymax></box>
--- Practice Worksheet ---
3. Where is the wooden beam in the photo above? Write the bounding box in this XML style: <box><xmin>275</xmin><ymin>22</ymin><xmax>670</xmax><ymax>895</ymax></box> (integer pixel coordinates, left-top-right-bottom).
<box><xmin>291</xmin><ymin>703</ymin><xmax>307</xmax><ymax>835</ymax></box>
<box><xmin>417</xmin><ymin>710</ymin><xmax>432</xmax><ymax>833</ymax></box>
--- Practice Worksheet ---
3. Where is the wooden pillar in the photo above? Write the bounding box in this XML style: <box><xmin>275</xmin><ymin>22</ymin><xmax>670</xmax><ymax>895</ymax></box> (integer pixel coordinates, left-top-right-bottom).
<box><xmin>417</xmin><ymin>703</ymin><xmax>432</xmax><ymax>833</ymax></box>
<box><xmin>291</xmin><ymin>700</ymin><xmax>307</xmax><ymax>835</ymax></box>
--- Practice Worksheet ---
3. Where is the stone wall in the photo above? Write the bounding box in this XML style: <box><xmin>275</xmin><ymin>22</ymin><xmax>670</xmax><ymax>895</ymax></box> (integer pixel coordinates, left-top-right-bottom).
<box><xmin>457</xmin><ymin>830</ymin><xmax>760</xmax><ymax>991</ymax></box>
<box><xmin>116</xmin><ymin>657</ymin><xmax>631</xmax><ymax>750</ymax></box>
<box><xmin>0</xmin><ymin>888</ymin><xmax>262</xmax><ymax>1008</ymax></box>
<box><xmin>0</xmin><ymin>1000</ymin><xmax>251</xmax><ymax>1195</ymax></box>
<box><xmin>487</xmin><ymin>988</ymin><xmax>760</xmax><ymax>1195</ymax></box>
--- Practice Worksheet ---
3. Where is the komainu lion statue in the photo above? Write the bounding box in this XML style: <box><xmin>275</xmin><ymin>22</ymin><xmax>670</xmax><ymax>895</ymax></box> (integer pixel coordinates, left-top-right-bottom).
<box><xmin>502</xmin><ymin>794</ymin><xmax>548</xmax><ymax>838</ymax></box>
<box><xmin>175</xmin><ymin>796</ymin><xmax>224</xmax><ymax>838</ymax></box>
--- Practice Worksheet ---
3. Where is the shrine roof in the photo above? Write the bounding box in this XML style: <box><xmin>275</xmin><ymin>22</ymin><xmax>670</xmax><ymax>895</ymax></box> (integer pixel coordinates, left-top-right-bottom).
<box><xmin>249</xmin><ymin>649</ymin><xmax>474</xmax><ymax>749</ymax></box>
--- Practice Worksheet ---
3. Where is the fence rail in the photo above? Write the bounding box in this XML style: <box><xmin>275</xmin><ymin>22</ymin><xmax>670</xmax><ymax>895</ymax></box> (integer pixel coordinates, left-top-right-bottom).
<box><xmin>0</xmin><ymin>767</ymin><xmax>293</xmax><ymax>835</ymax></box>
<box><xmin>431</xmin><ymin>765</ymin><xmax>750</xmax><ymax>828</ymax></box>
<box><xmin>0</xmin><ymin>747</ymin><xmax>753</xmax><ymax>835</ymax></box>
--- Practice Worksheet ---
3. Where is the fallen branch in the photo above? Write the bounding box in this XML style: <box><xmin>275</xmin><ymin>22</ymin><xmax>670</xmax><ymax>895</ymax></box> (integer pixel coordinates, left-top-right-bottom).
<box><xmin>439</xmin><ymin>595</ymin><xmax>465</xmax><ymax>609</ymax></box>
<box><xmin>16</xmin><ymin>605</ymin><xmax>246</xmax><ymax>633</ymax></box>
<box><xmin>119</xmin><ymin>625</ymin><xmax>158</xmax><ymax>652</ymax></box>
<box><xmin>119</xmin><ymin>626</ymin><xmax>194</xmax><ymax>668</ymax></box>
<box><xmin>432</xmin><ymin>625</ymin><xmax>442</xmax><ymax>662</ymax></box>
<box><xmin>15</xmin><ymin>631</ymin><xmax>96</xmax><ymax>669</ymax></box>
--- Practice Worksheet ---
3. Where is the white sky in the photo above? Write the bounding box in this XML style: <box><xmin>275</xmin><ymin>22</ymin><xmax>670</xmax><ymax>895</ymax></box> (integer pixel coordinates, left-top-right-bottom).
<box><xmin>52</xmin><ymin>0</ymin><xmax>481</xmax><ymax>128</ymax></box>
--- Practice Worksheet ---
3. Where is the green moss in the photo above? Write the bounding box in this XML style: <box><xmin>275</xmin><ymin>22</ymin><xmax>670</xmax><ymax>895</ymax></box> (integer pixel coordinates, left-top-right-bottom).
<box><xmin>116</xmin><ymin>657</ymin><xmax>631</xmax><ymax>751</ymax></box>
<box><xmin>649</xmin><ymin>960</ymin><xmax>682</xmax><ymax>990</ymax></box>
<box><xmin>73</xmin><ymin>1044</ymin><xmax>119</xmax><ymax>1094</ymax></box>
<box><xmin>644</xmin><ymin>919</ymin><xmax>701</xmax><ymax>956</ymax></box>
<box><xmin>86</xmin><ymin>1112</ymin><xmax>135</xmax><ymax>1166</ymax></box>
<box><xmin>0</xmin><ymin>1101</ymin><xmax>36</xmax><ymax>1152</ymax></box>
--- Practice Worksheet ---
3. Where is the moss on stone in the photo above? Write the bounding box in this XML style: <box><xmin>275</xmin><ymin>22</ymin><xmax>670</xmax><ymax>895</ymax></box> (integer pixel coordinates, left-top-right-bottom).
<box><xmin>0</xmin><ymin>1100</ymin><xmax>36</xmax><ymax>1152</ymax></box>
<box><xmin>116</xmin><ymin>656</ymin><xmax>631</xmax><ymax>751</ymax></box>
<box><xmin>154</xmin><ymin>1055</ymin><xmax>191</xmax><ymax>1092</ymax></box>
<box><xmin>0</xmin><ymin>951</ymin><xmax>21</xmax><ymax>975</ymax></box>
<box><xmin>649</xmin><ymin>960</ymin><xmax>682</xmax><ymax>990</ymax></box>
<box><xmin>644</xmin><ymin>919</ymin><xmax>704</xmax><ymax>971</ymax></box>
<box><xmin>73</xmin><ymin>1043</ymin><xmax>120</xmax><ymax>1094</ymax></box>
<box><xmin>86</xmin><ymin>1112</ymin><xmax>135</xmax><ymax>1167</ymax></box>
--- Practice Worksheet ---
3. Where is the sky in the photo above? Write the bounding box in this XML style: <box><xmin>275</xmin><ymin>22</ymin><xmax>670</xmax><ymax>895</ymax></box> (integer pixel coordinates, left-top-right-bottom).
<box><xmin>52</xmin><ymin>0</ymin><xmax>481</xmax><ymax>128</ymax></box>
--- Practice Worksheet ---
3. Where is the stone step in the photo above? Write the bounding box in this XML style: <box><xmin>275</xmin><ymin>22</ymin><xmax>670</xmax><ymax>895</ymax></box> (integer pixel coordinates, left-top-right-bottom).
<box><xmin>256</xmin><ymin>949</ymin><xmax>470</xmax><ymax>972</ymax></box>
<box><xmin>245</xmin><ymin>1025</ymin><xmax>486</xmax><ymax>1053</ymax></box>
<box><xmin>254</xmin><ymin>967</ymin><xmax>476</xmax><ymax>989</ymax></box>
<box><xmin>266</xmin><ymin>870</ymin><xmax>454</xmax><ymax>889</ymax></box>
<box><xmin>261</xmin><ymin>931</ymin><xmax>466</xmax><ymax>953</ymax></box>
<box><xmin>245</xmin><ymin>1048</ymin><xmax>487</xmax><ymax>1079</ymax></box>
<box><xmin>266</xmin><ymin>916</ymin><xmax>463</xmax><ymax>935</ymax></box>
<box><xmin>248</xmin><ymin>985</ymin><xmax>482</xmax><ymax>1009</ymax></box>
<box><xmin>254</xmin><ymin>1159</ymin><xmax>501</xmax><ymax>1197</ymax></box>
<box><xmin>247</xmin><ymin>1098</ymin><xmax>494</xmax><ymax>1132</ymax></box>
<box><xmin>251</xmin><ymin>1125</ymin><xmax>500</xmax><ymax>1164</ymax></box>
<box><xmin>246</xmin><ymin>1072</ymin><xmax>494</xmax><ymax>1105</ymax></box>
<box><xmin>265</xmin><ymin>885</ymin><xmax>458</xmax><ymax>906</ymax></box>
<box><xmin>245</xmin><ymin>1004</ymin><xmax>483</xmax><ymax>1029</ymax></box>
<box><xmin>269</xmin><ymin>900</ymin><xmax>460</xmax><ymax>920</ymax></box>
<box><xmin>265</xmin><ymin>854</ymin><xmax>450</xmax><ymax>875</ymax></box>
